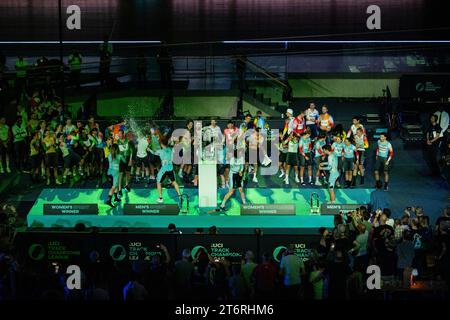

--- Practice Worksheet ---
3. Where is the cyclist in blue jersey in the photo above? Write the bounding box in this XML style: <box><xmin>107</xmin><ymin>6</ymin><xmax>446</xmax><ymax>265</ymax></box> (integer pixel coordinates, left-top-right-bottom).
<box><xmin>331</xmin><ymin>135</ymin><xmax>345</xmax><ymax>187</ymax></box>
<box><xmin>374</xmin><ymin>133</ymin><xmax>394</xmax><ymax>191</ymax></box>
<box><xmin>322</xmin><ymin>145</ymin><xmax>340</xmax><ymax>203</ymax></box>
<box><xmin>342</xmin><ymin>137</ymin><xmax>359</xmax><ymax>188</ymax></box>
<box><xmin>148</xmin><ymin>134</ymin><xmax>182</xmax><ymax>203</ymax></box>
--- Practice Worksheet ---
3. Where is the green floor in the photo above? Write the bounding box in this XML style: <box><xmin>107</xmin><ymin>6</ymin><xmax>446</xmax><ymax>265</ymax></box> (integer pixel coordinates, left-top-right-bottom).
<box><xmin>27</xmin><ymin>188</ymin><xmax>372</xmax><ymax>229</ymax></box>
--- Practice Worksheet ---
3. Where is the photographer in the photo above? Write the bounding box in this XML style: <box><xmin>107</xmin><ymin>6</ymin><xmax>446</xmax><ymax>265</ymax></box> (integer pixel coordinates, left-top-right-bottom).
<box><xmin>0</xmin><ymin>203</ymin><xmax>18</xmax><ymax>242</ymax></box>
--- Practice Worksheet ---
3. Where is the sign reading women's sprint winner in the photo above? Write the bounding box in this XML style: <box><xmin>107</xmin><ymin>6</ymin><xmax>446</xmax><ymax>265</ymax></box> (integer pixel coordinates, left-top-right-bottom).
<box><xmin>43</xmin><ymin>204</ymin><xmax>98</xmax><ymax>215</ymax></box>
<box><xmin>123</xmin><ymin>204</ymin><xmax>179</xmax><ymax>215</ymax></box>
<box><xmin>240</xmin><ymin>204</ymin><xmax>295</xmax><ymax>215</ymax></box>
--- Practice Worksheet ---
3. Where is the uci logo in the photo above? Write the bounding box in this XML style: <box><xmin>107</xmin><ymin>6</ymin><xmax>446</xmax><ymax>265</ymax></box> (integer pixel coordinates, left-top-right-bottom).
<box><xmin>416</xmin><ymin>83</ymin><xmax>425</xmax><ymax>92</ymax></box>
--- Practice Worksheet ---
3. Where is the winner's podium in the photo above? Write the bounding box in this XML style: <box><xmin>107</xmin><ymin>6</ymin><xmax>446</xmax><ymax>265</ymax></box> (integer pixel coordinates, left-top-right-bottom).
<box><xmin>198</xmin><ymin>158</ymin><xmax>218</xmax><ymax>208</ymax></box>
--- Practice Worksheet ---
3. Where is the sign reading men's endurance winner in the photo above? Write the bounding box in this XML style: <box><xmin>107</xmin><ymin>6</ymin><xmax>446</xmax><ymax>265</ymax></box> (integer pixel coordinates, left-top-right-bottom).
<box><xmin>43</xmin><ymin>204</ymin><xmax>98</xmax><ymax>215</ymax></box>
<box><xmin>320</xmin><ymin>203</ymin><xmax>368</xmax><ymax>215</ymax></box>
<box><xmin>240</xmin><ymin>204</ymin><xmax>295</xmax><ymax>215</ymax></box>
<box><xmin>123</xmin><ymin>204</ymin><xmax>179</xmax><ymax>215</ymax></box>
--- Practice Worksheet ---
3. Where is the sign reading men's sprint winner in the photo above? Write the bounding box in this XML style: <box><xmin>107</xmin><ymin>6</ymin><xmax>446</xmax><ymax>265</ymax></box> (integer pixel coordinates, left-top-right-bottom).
<box><xmin>320</xmin><ymin>203</ymin><xmax>368</xmax><ymax>215</ymax></box>
<box><xmin>123</xmin><ymin>204</ymin><xmax>179</xmax><ymax>215</ymax></box>
<box><xmin>43</xmin><ymin>204</ymin><xmax>98</xmax><ymax>215</ymax></box>
<box><xmin>240</xmin><ymin>204</ymin><xmax>295</xmax><ymax>215</ymax></box>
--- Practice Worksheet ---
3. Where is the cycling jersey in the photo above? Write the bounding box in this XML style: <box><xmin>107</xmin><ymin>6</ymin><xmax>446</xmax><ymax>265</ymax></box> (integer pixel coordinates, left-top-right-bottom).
<box><xmin>376</xmin><ymin>140</ymin><xmax>393</xmax><ymax>160</ymax></box>
<box><xmin>343</xmin><ymin>144</ymin><xmax>358</xmax><ymax>159</ymax></box>
<box><xmin>299</xmin><ymin>137</ymin><xmax>312</xmax><ymax>156</ymax></box>
<box><xmin>354</xmin><ymin>134</ymin><xmax>369</xmax><ymax>151</ymax></box>
<box><xmin>331</xmin><ymin>141</ymin><xmax>345</xmax><ymax>157</ymax></box>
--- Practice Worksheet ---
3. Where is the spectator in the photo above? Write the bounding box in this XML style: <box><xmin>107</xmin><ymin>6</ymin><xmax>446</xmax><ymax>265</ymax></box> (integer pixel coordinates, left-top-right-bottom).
<box><xmin>252</xmin><ymin>253</ymin><xmax>278</xmax><ymax>300</ymax></box>
<box><xmin>228</xmin><ymin>264</ymin><xmax>246</xmax><ymax>300</ymax></box>
<box><xmin>241</xmin><ymin>250</ymin><xmax>257</xmax><ymax>298</ymax></box>
<box><xmin>279</xmin><ymin>247</ymin><xmax>305</xmax><ymax>299</ymax></box>
<box><xmin>327</xmin><ymin>249</ymin><xmax>351</xmax><ymax>300</ymax></box>
<box><xmin>123</xmin><ymin>273</ymin><xmax>149</xmax><ymax>301</ymax></box>
<box><xmin>0</xmin><ymin>117</ymin><xmax>11</xmax><ymax>173</ymax></box>
<box><xmin>308</xmin><ymin>261</ymin><xmax>326</xmax><ymax>300</ymax></box>
<box><xmin>396</xmin><ymin>230</ymin><xmax>415</xmax><ymax>287</ymax></box>
<box><xmin>173</xmin><ymin>249</ymin><xmax>194</xmax><ymax>298</ymax></box>
<box><xmin>11</xmin><ymin>116</ymin><xmax>28</xmax><ymax>173</ymax></box>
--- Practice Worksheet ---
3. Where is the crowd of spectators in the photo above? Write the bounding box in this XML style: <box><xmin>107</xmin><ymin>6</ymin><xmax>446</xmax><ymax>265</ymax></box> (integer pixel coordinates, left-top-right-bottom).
<box><xmin>0</xmin><ymin>206</ymin><xmax>448</xmax><ymax>300</ymax></box>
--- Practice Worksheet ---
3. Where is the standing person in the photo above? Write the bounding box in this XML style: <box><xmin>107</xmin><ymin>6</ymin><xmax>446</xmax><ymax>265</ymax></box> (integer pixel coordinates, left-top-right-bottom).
<box><xmin>149</xmin><ymin>126</ymin><xmax>162</xmax><ymax>181</ymax></box>
<box><xmin>91</xmin><ymin>128</ymin><xmax>106</xmax><ymax>186</ymax></box>
<box><xmin>298</xmin><ymin>130</ymin><xmax>313</xmax><ymax>186</ymax></box>
<box><xmin>279</xmin><ymin>247</ymin><xmax>305</xmax><ymax>299</ymax></box>
<box><xmin>0</xmin><ymin>117</ymin><xmax>11</xmax><ymax>173</ymax></box>
<box><xmin>135</xmin><ymin>132</ymin><xmax>150</xmax><ymax>184</ymax></box>
<box><xmin>105</xmin><ymin>144</ymin><xmax>123</xmax><ymax>208</ymax></box>
<box><xmin>179</xmin><ymin>120</ymin><xmax>195</xmax><ymax>183</ymax></box>
<box><xmin>322</xmin><ymin>145</ymin><xmax>340</xmax><ymax>203</ymax></box>
<box><xmin>318</xmin><ymin>105</ymin><xmax>334</xmax><ymax>142</ymax></box>
<box><xmin>353</xmin><ymin>127</ymin><xmax>369</xmax><ymax>186</ymax></box>
<box><xmin>117</xmin><ymin>130</ymin><xmax>133</xmax><ymax>196</ymax></box>
<box><xmin>313</xmin><ymin>134</ymin><xmax>327</xmax><ymax>186</ymax></box>
<box><xmin>284</xmin><ymin>133</ymin><xmax>300</xmax><ymax>185</ymax></box>
<box><xmin>425</xmin><ymin>114</ymin><xmax>443</xmax><ymax>175</ymax></box>
<box><xmin>12</xmin><ymin>117</ymin><xmax>28</xmax><ymax>173</ymax></box>
<box><xmin>239</xmin><ymin>113</ymin><xmax>254</xmax><ymax>133</ymax></box>
<box><xmin>372</xmin><ymin>211</ymin><xmax>397</xmax><ymax>278</ymax></box>
<box><xmin>305</xmin><ymin>103</ymin><xmax>319</xmax><ymax>139</ymax></box>
<box><xmin>331</xmin><ymin>135</ymin><xmax>345</xmax><ymax>187</ymax></box>
<box><xmin>253</xmin><ymin>110</ymin><xmax>267</xmax><ymax>131</ymax></box>
<box><xmin>347</xmin><ymin>116</ymin><xmax>365</xmax><ymax>139</ymax></box>
<box><xmin>68</xmin><ymin>51</ymin><xmax>82</xmax><ymax>88</ymax></box>
<box><xmin>205</xmin><ymin>118</ymin><xmax>223</xmax><ymax>162</ymax></box>
<box><xmin>149</xmin><ymin>135</ymin><xmax>182</xmax><ymax>204</ymax></box>
<box><xmin>245</xmin><ymin>129</ymin><xmax>264</xmax><ymax>184</ymax></box>
<box><xmin>278</xmin><ymin>131</ymin><xmax>288</xmax><ymax>179</ymax></box>
<box><xmin>374</xmin><ymin>133</ymin><xmax>394</xmax><ymax>191</ymax></box>
<box><xmin>29</xmin><ymin>131</ymin><xmax>42</xmax><ymax>182</ymax></box>
<box><xmin>42</xmin><ymin>129</ymin><xmax>61</xmax><ymax>185</ymax></box>
<box><xmin>217</xmin><ymin>151</ymin><xmax>246</xmax><ymax>211</ymax></box>
<box><xmin>282</xmin><ymin>108</ymin><xmax>295</xmax><ymax>139</ymax></box>
<box><xmin>252</xmin><ymin>253</ymin><xmax>278</xmax><ymax>300</ymax></box>
<box><xmin>342</xmin><ymin>138</ymin><xmax>359</xmax><ymax>188</ymax></box>
<box><xmin>224</xmin><ymin>120</ymin><xmax>238</xmax><ymax>150</ymax></box>
<box><xmin>15</xmin><ymin>56</ymin><xmax>28</xmax><ymax>94</ymax></box>
<box><xmin>292</xmin><ymin>111</ymin><xmax>307</xmax><ymax>138</ymax></box>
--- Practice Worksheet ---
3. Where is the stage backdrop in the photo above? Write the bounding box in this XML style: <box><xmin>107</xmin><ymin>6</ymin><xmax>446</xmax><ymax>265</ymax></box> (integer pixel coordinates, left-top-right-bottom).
<box><xmin>0</xmin><ymin>1</ymin><xmax>448</xmax><ymax>43</ymax></box>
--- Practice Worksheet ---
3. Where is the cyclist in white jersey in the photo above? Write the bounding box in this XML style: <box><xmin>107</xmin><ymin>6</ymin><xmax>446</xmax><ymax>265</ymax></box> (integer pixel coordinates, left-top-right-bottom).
<box><xmin>353</xmin><ymin>127</ymin><xmax>369</xmax><ymax>186</ymax></box>
<box><xmin>305</xmin><ymin>102</ymin><xmax>319</xmax><ymax>138</ymax></box>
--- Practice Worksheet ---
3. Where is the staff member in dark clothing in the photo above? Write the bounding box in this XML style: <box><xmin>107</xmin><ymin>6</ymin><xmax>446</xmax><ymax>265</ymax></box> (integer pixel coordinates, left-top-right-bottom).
<box><xmin>425</xmin><ymin>114</ymin><xmax>442</xmax><ymax>175</ymax></box>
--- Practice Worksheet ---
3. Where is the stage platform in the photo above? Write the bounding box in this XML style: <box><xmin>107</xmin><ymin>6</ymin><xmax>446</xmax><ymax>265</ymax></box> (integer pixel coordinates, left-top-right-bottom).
<box><xmin>26</xmin><ymin>188</ymin><xmax>372</xmax><ymax>230</ymax></box>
